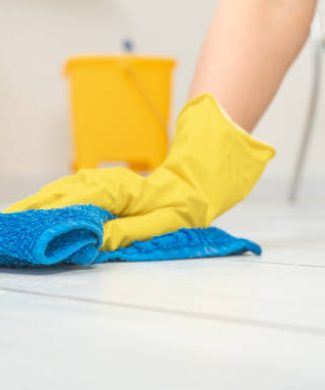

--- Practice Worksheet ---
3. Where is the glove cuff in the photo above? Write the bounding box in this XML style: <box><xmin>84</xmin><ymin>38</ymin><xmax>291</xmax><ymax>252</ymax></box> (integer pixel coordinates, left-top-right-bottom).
<box><xmin>177</xmin><ymin>94</ymin><xmax>276</xmax><ymax>162</ymax></box>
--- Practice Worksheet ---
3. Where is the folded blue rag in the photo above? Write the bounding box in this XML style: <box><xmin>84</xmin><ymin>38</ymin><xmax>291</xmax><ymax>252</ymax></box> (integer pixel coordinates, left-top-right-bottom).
<box><xmin>0</xmin><ymin>205</ymin><xmax>261</xmax><ymax>267</ymax></box>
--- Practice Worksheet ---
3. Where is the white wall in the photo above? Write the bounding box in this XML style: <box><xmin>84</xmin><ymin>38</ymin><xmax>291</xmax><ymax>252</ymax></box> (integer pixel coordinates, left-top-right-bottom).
<box><xmin>0</xmin><ymin>0</ymin><xmax>324</xmax><ymax>201</ymax></box>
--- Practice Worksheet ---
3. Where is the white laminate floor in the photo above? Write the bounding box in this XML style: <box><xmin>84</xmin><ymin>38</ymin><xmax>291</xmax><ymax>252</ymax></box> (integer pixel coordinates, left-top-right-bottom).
<box><xmin>0</xmin><ymin>201</ymin><xmax>325</xmax><ymax>390</ymax></box>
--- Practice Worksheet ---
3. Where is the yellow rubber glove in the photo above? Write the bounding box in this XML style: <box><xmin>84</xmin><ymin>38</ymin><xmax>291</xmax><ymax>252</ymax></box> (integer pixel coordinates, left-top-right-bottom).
<box><xmin>5</xmin><ymin>94</ymin><xmax>276</xmax><ymax>250</ymax></box>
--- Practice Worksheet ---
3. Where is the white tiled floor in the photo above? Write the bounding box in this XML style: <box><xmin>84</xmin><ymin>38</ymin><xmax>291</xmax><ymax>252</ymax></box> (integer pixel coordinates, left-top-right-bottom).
<box><xmin>0</xmin><ymin>201</ymin><xmax>325</xmax><ymax>390</ymax></box>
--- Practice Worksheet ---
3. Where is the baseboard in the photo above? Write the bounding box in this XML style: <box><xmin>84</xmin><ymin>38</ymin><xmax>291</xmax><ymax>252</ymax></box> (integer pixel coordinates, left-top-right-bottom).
<box><xmin>1</xmin><ymin>174</ymin><xmax>324</xmax><ymax>204</ymax></box>
<box><xmin>247</xmin><ymin>176</ymin><xmax>325</xmax><ymax>203</ymax></box>
<box><xmin>0</xmin><ymin>174</ymin><xmax>62</xmax><ymax>203</ymax></box>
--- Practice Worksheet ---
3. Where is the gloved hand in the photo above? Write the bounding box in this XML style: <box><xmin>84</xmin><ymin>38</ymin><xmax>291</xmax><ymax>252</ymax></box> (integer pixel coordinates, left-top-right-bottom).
<box><xmin>4</xmin><ymin>94</ymin><xmax>275</xmax><ymax>250</ymax></box>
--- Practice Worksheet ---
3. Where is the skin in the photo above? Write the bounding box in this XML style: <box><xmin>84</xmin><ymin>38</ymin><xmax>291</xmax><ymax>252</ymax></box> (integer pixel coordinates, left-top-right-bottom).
<box><xmin>189</xmin><ymin>0</ymin><xmax>317</xmax><ymax>132</ymax></box>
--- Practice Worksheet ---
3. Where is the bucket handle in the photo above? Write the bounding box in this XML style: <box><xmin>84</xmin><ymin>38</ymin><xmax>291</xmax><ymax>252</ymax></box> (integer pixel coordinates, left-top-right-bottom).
<box><xmin>117</xmin><ymin>60</ymin><xmax>170</xmax><ymax>131</ymax></box>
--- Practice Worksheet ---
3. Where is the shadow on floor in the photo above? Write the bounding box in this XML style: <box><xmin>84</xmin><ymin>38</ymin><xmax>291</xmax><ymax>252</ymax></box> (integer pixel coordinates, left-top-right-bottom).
<box><xmin>0</xmin><ymin>264</ymin><xmax>96</xmax><ymax>276</ymax></box>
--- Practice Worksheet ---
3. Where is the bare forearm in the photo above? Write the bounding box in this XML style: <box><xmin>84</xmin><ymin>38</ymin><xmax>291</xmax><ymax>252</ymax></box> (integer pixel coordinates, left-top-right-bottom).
<box><xmin>189</xmin><ymin>0</ymin><xmax>317</xmax><ymax>131</ymax></box>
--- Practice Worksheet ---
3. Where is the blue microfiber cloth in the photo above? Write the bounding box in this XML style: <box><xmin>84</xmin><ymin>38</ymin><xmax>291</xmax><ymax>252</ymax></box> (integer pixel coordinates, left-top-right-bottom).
<box><xmin>0</xmin><ymin>205</ymin><xmax>261</xmax><ymax>267</ymax></box>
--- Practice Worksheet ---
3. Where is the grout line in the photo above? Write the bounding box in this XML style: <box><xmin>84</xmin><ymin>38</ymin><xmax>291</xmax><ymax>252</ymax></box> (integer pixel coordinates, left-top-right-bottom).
<box><xmin>1</xmin><ymin>254</ymin><xmax>325</xmax><ymax>280</ymax></box>
<box><xmin>1</xmin><ymin>285</ymin><xmax>325</xmax><ymax>338</ymax></box>
<box><xmin>227</xmin><ymin>257</ymin><xmax>325</xmax><ymax>269</ymax></box>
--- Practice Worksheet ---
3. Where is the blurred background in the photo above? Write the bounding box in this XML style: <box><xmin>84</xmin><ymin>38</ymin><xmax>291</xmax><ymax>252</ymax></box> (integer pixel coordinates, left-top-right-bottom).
<box><xmin>0</xmin><ymin>0</ymin><xmax>324</xmax><ymax>203</ymax></box>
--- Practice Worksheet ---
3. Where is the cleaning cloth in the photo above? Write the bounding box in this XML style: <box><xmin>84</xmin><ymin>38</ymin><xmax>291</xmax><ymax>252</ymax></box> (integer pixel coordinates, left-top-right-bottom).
<box><xmin>0</xmin><ymin>205</ymin><xmax>261</xmax><ymax>267</ymax></box>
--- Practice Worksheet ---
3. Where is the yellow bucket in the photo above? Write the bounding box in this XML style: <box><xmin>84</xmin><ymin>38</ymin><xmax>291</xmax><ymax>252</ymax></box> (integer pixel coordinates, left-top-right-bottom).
<box><xmin>64</xmin><ymin>55</ymin><xmax>176</xmax><ymax>172</ymax></box>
